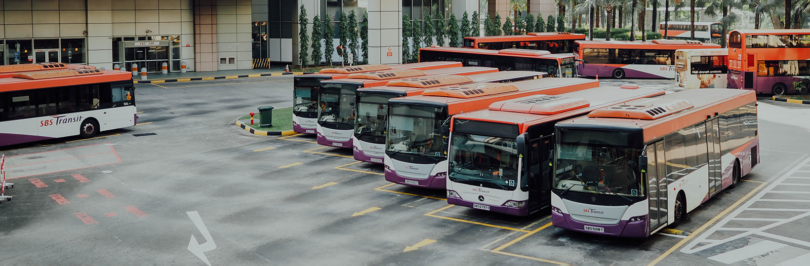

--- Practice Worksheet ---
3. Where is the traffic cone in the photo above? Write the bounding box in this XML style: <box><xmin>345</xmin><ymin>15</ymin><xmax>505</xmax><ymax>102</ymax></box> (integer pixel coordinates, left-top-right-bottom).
<box><xmin>596</xmin><ymin>74</ymin><xmax>599</xmax><ymax>81</ymax></box>
<box><xmin>285</xmin><ymin>64</ymin><xmax>290</xmax><ymax>73</ymax></box>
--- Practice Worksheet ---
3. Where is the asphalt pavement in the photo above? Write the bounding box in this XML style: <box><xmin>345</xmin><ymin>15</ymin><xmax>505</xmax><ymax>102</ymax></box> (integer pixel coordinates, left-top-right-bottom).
<box><xmin>1</xmin><ymin>76</ymin><xmax>809</xmax><ymax>265</ymax></box>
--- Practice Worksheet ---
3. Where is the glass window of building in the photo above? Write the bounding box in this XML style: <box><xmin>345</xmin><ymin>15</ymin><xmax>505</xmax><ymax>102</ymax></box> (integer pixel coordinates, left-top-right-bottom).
<box><xmin>61</xmin><ymin>39</ymin><xmax>86</xmax><ymax>64</ymax></box>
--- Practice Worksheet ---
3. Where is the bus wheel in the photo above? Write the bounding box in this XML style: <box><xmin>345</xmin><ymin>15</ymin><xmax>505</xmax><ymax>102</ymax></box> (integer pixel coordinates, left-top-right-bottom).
<box><xmin>772</xmin><ymin>83</ymin><xmax>787</xmax><ymax>96</ymax></box>
<box><xmin>612</xmin><ymin>69</ymin><xmax>625</xmax><ymax>79</ymax></box>
<box><xmin>671</xmin><ymin>193</ymin><xmax>686</xmax><ymax>227</ymax></box>
<box><xmin>731</xmin><ymin>160</ymin><xmax>741</xmax><ymax>188</ymax></box>
<box><xmin>80</xmin><ymin>119</ymin><xmax>99</xmax><ymax>138</ymax></box>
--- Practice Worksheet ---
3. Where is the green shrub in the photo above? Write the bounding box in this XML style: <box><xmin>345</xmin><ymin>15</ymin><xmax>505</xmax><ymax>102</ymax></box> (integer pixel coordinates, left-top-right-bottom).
<box><xmin>610</xmin><ymin>28</ymin><xmax>630</xmax><ymax>34</ymax></box>
<box><xmin>613</xmin><ymin>33</ymin><xmax>631</xmax><ymax>41</ymax></box>
<box><xmin>574</xmin><ymin>28</ymin><xmax>587</xmax><ymax>34</ymax></box>
<box><xmin>646</xmin><ymin>32</ymin><xmax>662</xmax><ymax>39</ymax></box>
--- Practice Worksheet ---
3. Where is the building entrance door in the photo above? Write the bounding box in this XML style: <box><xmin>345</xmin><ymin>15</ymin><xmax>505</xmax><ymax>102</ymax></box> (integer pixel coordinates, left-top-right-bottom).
<box><xmin>35</xmin><ymin>49</ymin><xmax>60</xmax><ymax>63</ymax></box>
<box><xmin>120</xmin><ymin>40</ymin><xmax>171</xmax><ymax>73</ymax></box>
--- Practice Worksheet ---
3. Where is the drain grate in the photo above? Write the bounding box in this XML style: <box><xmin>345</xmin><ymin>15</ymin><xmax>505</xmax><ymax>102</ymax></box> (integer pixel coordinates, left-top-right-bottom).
<box><xmin>133</xmin><ymin>133</ymin><xmax>157</xmax><ymax>137</ymax></box>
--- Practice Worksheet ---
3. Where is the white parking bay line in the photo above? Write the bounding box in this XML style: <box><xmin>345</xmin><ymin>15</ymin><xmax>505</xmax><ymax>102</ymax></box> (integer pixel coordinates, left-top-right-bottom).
<box><xmin>776</xmin><ymin>252</ymin><xmax>810</xmax><ymax>266</ymax></box>
<box><xmin>708</xmin><ymin>241</ymin><xmax>787</xmax><ymax>264</ymax></box>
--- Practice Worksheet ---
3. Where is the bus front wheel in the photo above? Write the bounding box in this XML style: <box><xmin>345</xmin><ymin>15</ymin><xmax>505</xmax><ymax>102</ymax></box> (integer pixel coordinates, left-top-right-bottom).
<box><xmin>671</xmin><ymin>193</ymin><xmax>687</xmax><ymax>227</ymax></box>
<box><xmin>772</xmin><ymin>83</ymin><xmax>787</xmax><ymax>96</ymax></box>
<box><xmin>612</xmin><ymin>69</ymin><xmax>625</xmax><ymax>79</ymax></box>
<box><xmin>80</xmin><ymin>119</ymin><xmax>99</xmax><ymax>138</ymax></box>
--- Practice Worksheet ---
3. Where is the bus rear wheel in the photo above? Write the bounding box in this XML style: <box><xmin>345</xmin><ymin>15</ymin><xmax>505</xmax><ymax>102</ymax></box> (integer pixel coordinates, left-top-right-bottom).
<box><xmin>80</xmin><ymin>119</ymin><xmax>99</xmax><ymax>138</ymax></box>
<box><xmin>731</xmin><ymin>160</ymin><xmax>741</xmax><ymax>188</ymax></box>
<box><xmin>612</xmin><ymin>69</ymin><xmax>625</xmax><ymax>79</ymax></box>
<box><xmin>772</xmin><ymin>83</ymin><xmax>787</xmax><ymax>96</ymax></box>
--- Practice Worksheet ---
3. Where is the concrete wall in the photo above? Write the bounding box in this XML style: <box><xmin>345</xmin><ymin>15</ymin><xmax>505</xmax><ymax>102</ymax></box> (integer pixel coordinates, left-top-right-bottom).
<box><xmin>367</xmin><ymin>0</ymin><xmax>400</xmax><ymax>65</ymax></box>
<box><xmin>215</xmin><ymin>0</ymin><xmax>251</xmax><ymax>70</ymax></box>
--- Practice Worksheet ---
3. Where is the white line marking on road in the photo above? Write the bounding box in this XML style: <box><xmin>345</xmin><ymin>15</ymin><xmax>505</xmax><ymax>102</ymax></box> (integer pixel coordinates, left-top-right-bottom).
<box><xmin>768</xmin><ymin>191</ymin><xmax>810</xmax><ymax>194</ymax></box>
<box><xmin>715</xmin><ymin>228</ymin><xmax>751</xmax><ymax>231</ymax></box>
<box><xmin>708</xmin><ymin>240</ymin><xmax>786</xmax><ymax>264</ymax></box>
<box><xmin>776</xmin><ymin>252</ymin><xmax>810</xmax><ymax>266</ymax></box>
<box><xmin>757</xmin><ymin>199</ymin><xmax>810</xmax><ymax>202</ymax></box>
<box><xmin>786</xmin><ymin>177</ymin><xmax>810</xmax><ymax>179</ymax></box>
<box><xmin>747</xmin><ymin>208</ymin><xmax>810</xmax><ymax>212</ymax></box>
<box><xmin>778</xmin><ymin>183</ymin><xmax>810</xmax><ymax>186</ymax></box>
<box><xmin>756</xmin><ymin>232</ymin><xmax>810</xmax><ymax>248</ymax></box>
<box><xmin>731</xmin><ymin>218</ymin><xmax>786</xmax><ymax>222</ymax></box>
<box><xmin>658</xmin><ymin>233</ymin><xmax>688</xmax><ymax>239</ymax></box>
<box><xmin>187</xmin><ymin>211</ymin><xmax>217</xmax><ymax>266</ymax></box>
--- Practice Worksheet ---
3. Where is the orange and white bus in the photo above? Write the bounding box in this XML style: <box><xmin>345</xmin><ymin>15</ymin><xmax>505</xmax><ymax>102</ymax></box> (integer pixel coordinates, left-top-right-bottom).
<box><xmin>462</xmin><ymin>32</ymin><xmax>585</xmax><ymax>53</ymax></box>
<box><xmin>0</xmin><ymin>64</ymin><xmax>136</xmax><ymax>147</ymax></box>
<box><xmin>552</xmin><ymin>89</ymin><xmax>759</xmax><ymax>238</ymax></box>
<box><xmin>727</xmin><ymin>29</ymin><xmax>810</xmax><ymax>95</ymax></box>
<box><xmin>317</xmin><ymin>66</ymin><xmax>499</xmax><ymax>149</ymax></box>
<box><xmin>575</xmin><ymin>40</ymin><xmax>721</xmax><ymax>79</ymax></box>
<box><xmin>419</xmin><ymin>47</ymin><xmax>575</xmax><ymax>77</ymax></box>
<box><xmin>292</xmin><ymin>62</ymin><xmax>462</xmax><ymax>134</ymax></box>
<box><xmin>675</xmin><ymin>49</ymin><xmax>728</xmax><ymax>89</ymax></box>
<box><xmin>446</xmin><ymin>85</ymin><xmax>664</xmax><ymax>216</ymax></box>
<box><xmin>384</xmin><ymin>78</ymin><xmax>599</xmax><ymax>189</ymax></box>
<box><xmin>659</xmin><ymin>22</ymin><xmax>722</xmax><ymax>44</ymax></box>
<box><xmin>354</xmin><ymin>71</ymin><xmax>544</xmax><ymax>165</ymax></box>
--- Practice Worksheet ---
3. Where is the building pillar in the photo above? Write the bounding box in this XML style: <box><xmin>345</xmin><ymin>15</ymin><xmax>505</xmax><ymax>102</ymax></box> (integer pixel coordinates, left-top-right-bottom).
<box><xmin>367</xmin><ymin>0</ymin><xmax>401</xmax><ymax>65</ymax></box>
<box><xmin>87</xmin><ymin>0</ymin><xmax>113</xmax><ymax>70</ymax></box>
<box><xmin>195</xmin><ymin>0</ymin><xmax>217</xmax><ymax>72</ymax></box>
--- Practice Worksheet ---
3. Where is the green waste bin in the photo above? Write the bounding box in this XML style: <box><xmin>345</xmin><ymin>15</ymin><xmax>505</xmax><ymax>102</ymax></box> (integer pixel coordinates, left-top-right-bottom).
<box><xmin>258</xmin><ymin>106</ymin><xmax>274</xmax><ymax>127</ymax></box>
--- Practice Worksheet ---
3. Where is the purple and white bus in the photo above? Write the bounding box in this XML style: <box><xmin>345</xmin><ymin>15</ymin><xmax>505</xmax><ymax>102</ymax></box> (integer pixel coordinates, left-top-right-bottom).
<box><xmin>574</xmin><ymin>40</ymin><xmax>720</xmax><ymax>79</ymax></box>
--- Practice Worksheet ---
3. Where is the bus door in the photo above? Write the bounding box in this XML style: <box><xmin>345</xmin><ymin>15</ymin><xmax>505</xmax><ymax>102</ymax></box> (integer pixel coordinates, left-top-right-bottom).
<box><xmin>527</xmin><ymin>135</ymin><xmax>554</xmax><ymax>211</ymax></box>
<box><xmin>706</xmin><ymin>117</ymin><xmax>723</xmax><ymax>195</ymax></box>
<box><xmin>646</xmin><ymin>141</ymin><xmax>668</xmax><ymax>232</ymax></box>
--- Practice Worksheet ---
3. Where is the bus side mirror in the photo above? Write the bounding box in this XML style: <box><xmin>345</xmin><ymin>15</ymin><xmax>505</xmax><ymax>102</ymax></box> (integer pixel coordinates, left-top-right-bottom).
<box><xmin>441</xmin><ymin>123</ymin><xmax>450</xmax><ymax>136</ymax></box>
<box><xmin>574</xmin><ymin>59</ymin><xmax>584</xmax><ymax>62</ymax></box>
<box><xmin>638</xmin><ymin>155</ymin><xmax>647</xmax><ymax>170</ymax></box>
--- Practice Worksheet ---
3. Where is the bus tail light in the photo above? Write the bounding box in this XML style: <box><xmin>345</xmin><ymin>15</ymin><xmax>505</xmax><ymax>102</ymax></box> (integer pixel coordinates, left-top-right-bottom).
<box><xmin>502</xmin><ymin>200</ymin><xmax>525</xmax><ymax>208</ymax></box>
<box><xmin>552</xmin><ymin>206</ymin><xmax>563</xmax><ymax>213</ymax></box>
<box><xmin>447</xmin><ymin>190</ymin><xmax>461</xmax><ymax>199</ymax></box>
<box><xmin>628</xmin><ymin>215</ymin><xmax>646</xmax><ymax>222</ymax></box>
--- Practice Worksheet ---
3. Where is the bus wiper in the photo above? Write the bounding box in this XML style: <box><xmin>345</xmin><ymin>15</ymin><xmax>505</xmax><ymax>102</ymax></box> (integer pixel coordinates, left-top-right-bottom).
<box><xmin>605</xmin><ymin>190</ymin><xmax>633</xmax><ymax>203</ymax></box>
<box><xmin>559</xmin><ymin>183</ymin><xmax>583</xmax><ymax>196</ymax></box>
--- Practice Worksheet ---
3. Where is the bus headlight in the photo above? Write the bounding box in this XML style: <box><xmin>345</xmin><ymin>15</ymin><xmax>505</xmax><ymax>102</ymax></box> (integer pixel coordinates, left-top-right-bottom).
<box><xmin>552</xmin><ymin>206</ymin><xmax>563</xmax><ymax>213</ymax></box>
<box><xmin>447</xmin><ymin>190</ymin><xmax>461</xmax><ymax>199</ymax></box>
<box><xmin>502</xmin><ymin>200</ymin><xmax>525</xmax><ymax>208</ymax></box>
<box><xmin>628</xmin><ymin>215</ymin><xmax>647</xmax><ymax>222</ymax></box>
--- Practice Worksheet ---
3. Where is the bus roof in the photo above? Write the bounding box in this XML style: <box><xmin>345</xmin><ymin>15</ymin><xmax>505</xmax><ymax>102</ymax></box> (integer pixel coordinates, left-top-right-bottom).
<box><xmin>575</xmin><ymin>40</ymin><xmax>720</xmax><ymax>49</ymax></box>
<box><xmin>452</xmin><ymin>86</ymin><xmax>665</xmax><ymax>134</ymax></box>
<box><xmin>420</xmin><ymin>46</ymin><xmax>573</xmax><ymax>59</ymax></box>
<box><xmin>359</xmin><ymin>71</ymin><xmax>545</xmax><ymax>96</ymax></box>
<box><xmin>296</xmin><ymin>61</ymin><xmax>463</xmax><ymax>80</ymax></box>
<box><xmin>559</xmin><ymin>89</ymin><xmax>756</xmax><ymax>142</ymax></box>
<box><xmin>389</xmin><ymin>78</ymin><xmax>599</xmax><ymax>114</ymax></box>
<box><xmin>730</xmin><ymin>29</ymin><xmax>810</xmax><ymax>35</ymax></box>
<box><xmin>0</xmin><ymin>68</ymin><xmax>132</xmax><ymax>93</ymax></box>
<box><xmin>464</xmin><ymin>33</ymin><xmax>585</xmax><ymax>42</ymax></box>
<box><xmin>320</xmin><ymin>66</ymin><xmax>498</xmax><ymax>87</ymax></box>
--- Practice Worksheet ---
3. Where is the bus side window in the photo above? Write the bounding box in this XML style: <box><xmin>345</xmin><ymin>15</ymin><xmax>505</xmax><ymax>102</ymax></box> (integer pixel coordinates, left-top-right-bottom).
<box><xmin>0</xmin><ymin>93</ymin><xmax>5</xmax><ymax>121</ymax></box>
<box><xmin>8</xmin><ymin>92</ymin><xmax>36</xmax><ymax>120</ymax></box>
<box><xmin>58</xmin><ymin>87</ymin><xmax>77</xmax><ymax>113</ymax></box>
<box><xmin>36</xmin><ymin>89</ymin><xmax>58</xmax><ymax>116</ymax></box>
<box><xmin>77</xmin><ymin>85</ymin><xmax>99</xmax><ymax>111</ymax></box>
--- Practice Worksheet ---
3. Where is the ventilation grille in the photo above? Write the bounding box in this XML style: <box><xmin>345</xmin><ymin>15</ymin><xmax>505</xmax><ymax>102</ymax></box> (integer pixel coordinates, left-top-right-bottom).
<box><xmin>0</xmin><ymin>63</ymin><xmax>69</xmax><ymax>74</ymax></box>
<box><xmin>346</xmin><ymin>69</ymin><xmax>426</xmax><ymax>80</ymax></box>
<box><xmin>13</xmin><ymin>69</ymin><xmax>103</xmax><ymax>80</ymax></box>
<box><xmin>318</xmin><ymin>64</ymin><xmax>391</xmax><ymax>74</ymax></box>
<box><xmin>421</xmin><ymin>83</ymin><xmax>519</xmax><ymax>98</ymax></box>
<box><xmin>490</xmin><ymin>95</ymin><xmax>590</xmax><ymax>115</ymax></box>
<box><xmin>589</xmin><ymin>99</ymin><xmax>694</xmax><ymax>120</ymax></box>
<box><xmin>387</xmin><ymin>75</ymin><xmax>473</xmax><ymax>88</ymax></box>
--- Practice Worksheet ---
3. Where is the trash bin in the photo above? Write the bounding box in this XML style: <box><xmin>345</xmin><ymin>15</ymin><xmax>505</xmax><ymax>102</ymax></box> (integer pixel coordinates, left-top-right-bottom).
<box><xmin>258</xmin><ymin>106</ymin><xmax>274</xmax><ymax>127</ymax></box>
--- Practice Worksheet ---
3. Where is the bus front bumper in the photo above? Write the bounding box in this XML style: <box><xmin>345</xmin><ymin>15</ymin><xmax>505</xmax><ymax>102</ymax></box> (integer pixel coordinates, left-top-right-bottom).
<box><xmin>552</xmin><ymin>211</ymin><xmax>649</xmax><ymax>238</ymax></box>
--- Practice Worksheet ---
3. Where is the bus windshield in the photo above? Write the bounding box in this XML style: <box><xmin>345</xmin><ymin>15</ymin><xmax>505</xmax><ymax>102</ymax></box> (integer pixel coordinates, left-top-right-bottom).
<box><xmin>355</xmin><ymin>92</ymin><xmax>391</xmax><ymax>143</ymax></box>
<box><xmin>449</xmin><ymin>133</ymin><xmax>519</xmax><ymax>190</ymax></box>
<box><xmin>294</xmin><ymin>86</ymin><xmax>318</xmax><ymax>118</ymax></box>
<box><xmin>318</xmin><ymin>84</ymin><xmax>356</xmax><ymax>130</ymax></box>
<box><xmin>463</xmin><ymin>39</ymin><xmax>475</xmax><ymax>48</ymax></box>
<box><xmin>386</xmin><ymin>104</ymin><xmax>446</xmax><ymax>159</ymax></box>
<box><xmin>560</xmin><ymin>57</ymin><xmax>576</xmax><ymax>77</ymax></box>
<box><xmin>553</xmin><ymin>130</ymin><xmax>644</xmax><ymax>197</ymax></box>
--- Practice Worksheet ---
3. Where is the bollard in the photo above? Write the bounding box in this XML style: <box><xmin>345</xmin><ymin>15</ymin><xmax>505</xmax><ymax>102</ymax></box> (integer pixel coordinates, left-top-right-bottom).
<box><xmin>180</xmin><ymin>60</ymin><xmax>187</xmax><ymax>73</ymax></box>
<box><xmin>162</xmin><ymin>62</ymin><xmax>168</xmax><ymax>74</ymax></box>
<box><xmin>250</xmin><ymin>112</ymin><xmax>255</xmax><ymax>126</ymax></box>
<box><xmin>114</xmin><ymin>64</ymin><xmax>120</xmax><ymax>71</ymax></box>
<box><xmin>132</xmin><ymin>63</ymin><xmax>139</xmax><ymax>77</ymax></box>
<box><xmin>141</xmin><ymin>67</ymin><xmax>147</xmax><ymax>81</ymax></box>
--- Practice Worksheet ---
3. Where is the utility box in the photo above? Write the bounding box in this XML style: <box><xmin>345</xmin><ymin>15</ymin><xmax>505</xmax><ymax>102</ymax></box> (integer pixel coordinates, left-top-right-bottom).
<box><xmin>258</xmin><ymin>106</ymin><xmax>274</xmax><ymax>127</ymax></box>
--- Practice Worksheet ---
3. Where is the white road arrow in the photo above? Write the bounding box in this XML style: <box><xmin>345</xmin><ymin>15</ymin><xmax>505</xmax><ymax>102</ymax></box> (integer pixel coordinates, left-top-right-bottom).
<box><xmin>187</xmin><ymin>211</ymin><xmax>217</xmax><ymax>266</ymax></box>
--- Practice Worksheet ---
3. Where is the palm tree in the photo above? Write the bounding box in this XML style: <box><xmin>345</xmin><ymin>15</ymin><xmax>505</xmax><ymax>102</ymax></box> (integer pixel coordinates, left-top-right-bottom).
<box><xmin>793</xmin><ymin>0</ymin><xmax>810</xmax><ymax>28</ymax></box>
<box><xmin>511</xmin><ymin>0</ymin><xmax>527</xmax><ymax>33</ymax></box>
<box><xmin>604</xmin><ymin>0</ymin><xmax>623</xmax><ymax>41</ymax></box>
<box><xmin>705</xmin><ymin>0</ymin><xmax>743</xmax><ymax>47</ymax></box>
<box><xmin>574</xmin><ymin>0</ymin><xmax>598</xmax><ymax>40</ymax></box>
<box><xmin>786</xmin><ymin>0</ymin><xmax>792</xmax><ymax>29</ymax></box>
<box><xmin>690</xmin><ymin>0</ymin><xmax>695</xmax><ymax>39</ymax></box>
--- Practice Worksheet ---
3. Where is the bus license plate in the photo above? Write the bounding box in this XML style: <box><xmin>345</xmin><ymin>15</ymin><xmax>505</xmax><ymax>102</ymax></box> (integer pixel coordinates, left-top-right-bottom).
<box><xmin>584</xmin><ymin>225</ymin><xmax>604</xmax><ymax>233</ymax></box>
<box><xmin>332</xmin><ymin>142</ymin><xmax>342</xmax><ymax>147</ymax></box>
<box><xmin>473</xmin><ymin>204</ymin><xmax>490</xmax><ymax>211</ymax></box>
<box><xmin>404</xmin><ymin>180</ymin><xmax>419</xmax><ymax>185</ymax></box>
<box><xmin>370</xmin><ymin>158</ymin><xmax>382</xmax><ymax>163</ymax></box>
<box><xmin>306</xmin><ymin>130</ymin><xmax>314</xmax><ymax>133</ymax></box>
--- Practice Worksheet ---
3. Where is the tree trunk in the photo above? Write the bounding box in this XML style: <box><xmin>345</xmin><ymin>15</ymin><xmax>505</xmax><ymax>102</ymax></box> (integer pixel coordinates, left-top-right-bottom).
<box><xmin>652</xmin><ymin>0</ymin><xmax>658</xmax><ymax>32</ymax></box>
<box><xmin>589</xmin><ymin>6</ymin><xmax>595</xmax><ymax>40</ymax></box>
<box><xmin>690</xmin><ymin>0</ymin><xmax>695</xmax><ymax>40</ymax></box>
<box><xmin>631</xmin><ymin>0</ymin><xmax>637</xmax><ymax>41</ymax></box>
<box><xmin>572</xmin><ymin>0</ymin><xmax>577</xmax><ymax>32</ymax></box>
<box><xmin>769</xmin><ymin>8</ymin><xmax>783</xmax><ymax>29</ymax></box>
<box><xmin>665</xmin><ymin>0</ymin><xmax>669</xmax><ymax>38</ymax></box>
<box><xmin>595</xmin><ymin>7</ymin><xmax>599</xmax><ymax>28</ymax></box>
<box><xmin>619</xmin><ymin>7</ymin><xmax>623</xmax><ymax>28</ymax></box>
<box><xmin>786</xmin><ymin>0</ymin><xmax>792</xmax><ymax>29</ymax></box>
<box><xmin>640</xmin><ymin>0</ymin><xmax>647</xmax><ymax>42</ymax></box>
<box><xmin>722</xmin><ymin>5</ymin><xmax>728</xmax><ymax>47</ymax></box>
<box><xmin>607</xmin><ymin>9</ymin><xmax>613</xmax><ymax>41</ymax></box>
<box><xmin>754</xmin><ymin>4</ymin><xmax>760</xmax><ymax>29</ymax></box>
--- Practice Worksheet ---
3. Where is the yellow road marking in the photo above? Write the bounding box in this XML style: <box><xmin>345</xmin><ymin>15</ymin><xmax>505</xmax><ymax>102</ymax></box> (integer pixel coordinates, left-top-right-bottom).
<box><xmin>424</xmin><ymin>205</ymin><xmax>530</xmax><ymax>233</ymax></box>
<box><xmin>312</xmin><ymin>181</ymin><xmax>338</xmax><ymax>190</ymax></box>
<box><xmin>278</xmin><ymin>162</ymin><xmax>303</xmax><ymax>169</ymax></box>
<box><xmin>248</xmin><ymin>74</ymin><xmax>261</xmax><ymax>77</ymax></box>
<box><xmin>65</xmin><ymin>133</ymin><xmax>121</xmax><ymax>144</ymax></box>
<box><xmin>403</xmin><ymin>239</ymin><xmax>436</xmax><ymax>252</ymax></box>
<box><xmin>176</xmin><ymin>78</ymin><xmax>191</xmax><ymax>82</ymax></box>
<box><xmin>136</xmin><ymin>111</ymin><xmax>144</xmax><ymax>114</ymax></box>
<box><xmin>150</xmin><ymin>80</ymin><xmax>166</xmax><ymax>83</ymax></box>
<box><xmin>136</xmin><ymin>122</ymin><xmax>153</xmax><ymax>126</ymax></box>
<box><xmin>202</xmin><ymin>77</ymin><xmax>215</xmax><ymax>80</ymax></box>
<box><xmin>278</xmin><ymin>133</ymin><xmax>318</xmax><ymax>144</ymax></box>
<box><xmin>253</xmin><ymin>147</ymin><xmax>276</xmax><ymax>152</ymax></box>
<box><xmin>741</xmin><ymin>179</ymin><xmax>765</xmax><ymax>183</ymax></box>
<box><xmin>647</xmin><ymin>182</ymin><xmax>767</xmax><ymax>266</ymax></box>
<box><xmin>335</xmin><ymin>161</ymin><xmax>383</xmax><ymax>175</ymax></box>
<box><xmin>151</xmin><ymin>83</ymin><xmax>169</xmax><ymax>89</ymax></box>
<box><xmin>352</xmin><ymin>207</ymin><xmax>381</xmax><ymax>217</ymax></box>
<box><xmin>490</xmin><ymin>222</ymin><xmax>568</xmax><ymax>265</ymax></box>
<box><xmin>303</xmin><ymin>146</ymin><xmax>353</xmax><ymax>158</ymax></box>
<box><xmin>374</xmin><ymin>183</ymin><xmax>446</xmax><ymax>201</ymax></box>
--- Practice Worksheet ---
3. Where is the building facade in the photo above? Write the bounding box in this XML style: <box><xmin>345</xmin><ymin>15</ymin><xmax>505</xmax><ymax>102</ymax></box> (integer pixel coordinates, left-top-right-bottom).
<box><xmin>0</xmin><ymin>0</ymin><xmax>556</xmax><ymax>73</ymax></box>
